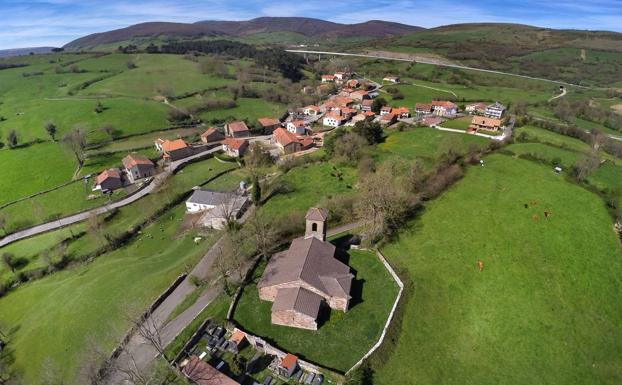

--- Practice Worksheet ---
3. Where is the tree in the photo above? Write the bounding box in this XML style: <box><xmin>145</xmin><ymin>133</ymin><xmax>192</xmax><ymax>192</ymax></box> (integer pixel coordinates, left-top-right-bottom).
<box><xmin>589</xmin><ymin>129</ymin><xmax>607</xmax><ymax>152</ymax></box>
<box><xmin>355</xmin><ymin>161</ymin><xmax>413</xmax><ymax>242</ymax></box>
<box><xmin>571</xmin><ymin>155</ymin><xmax>600</xmax><ymax>181</ymax></box>
<box><xmin>245</xmin><ymin>142</ymin><xmax>272</xmax><ymax>172</ymax></box>
<box><xmin>345</xmin><ymin>362</ymin><xmax>374</xmax><ymax>385</ymax></box>
<box><xmin>251</xmin><ymin>174</ymin><xmax>261</xmax><ymax>204</ymax></box>
<box><xmin>61</xmin><ymin>126</ymin><xmax>87</xmax><ymax>168</ymax></box>
<box><xmin>1</xmin><ymin>253</ymin><xmax>17</xmax><ymax>273</ymax></box>
<box><xmin>332</xmin><ymin>133</ymin><xmax>366</xmax><ymax>163</ymax></box>
<box><xmin>353</xmin><ymin>120</ymin><xmax>384</xmax><ymax>145</ymax></box>
<box><xmin>245</xmin><ymin>214</ymin><xmax>278</xmax><ymax>260</ymax></box>
<box><xmin>371</xmin><ymin>97</ymin><xmax>387</xmax><ymax>114</ymax></box>
<box><xmin>6</xmin><ymin>130</ymin><xmax>17</xmax><ymax>148</ymax></box>
<box><xmin>44</xmin><ymin>121</ymin><xmax>57</xmax><ymax>141</ymax></box>
<box><xmin>86</xmin><ymin>213</ymin><xmax>106</xmax><ymax>246</ymax></box>
<box><xmin>94</xmin><ymin>101</ymin><xmax>104</xmax><ymax>114</ymax></box>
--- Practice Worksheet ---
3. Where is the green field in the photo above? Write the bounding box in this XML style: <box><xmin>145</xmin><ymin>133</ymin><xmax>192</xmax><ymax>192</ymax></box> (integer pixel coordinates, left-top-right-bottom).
<box><xmin>0</xmin><ymin>204</ymin><xmax>217</xmax><ymax>384</ymax></box>
<box><xmin>233</xmin><ymin>249</ymin><xmax>399</xmax><ymax>372</ymax></box>
<box><xmin>375</xmin><ymin>127</ymin><xmax>488</xmax><ymax>167</ymax></box>
<box><xmin>0</xmin><ymin>143</ymin><xmax>75</xmax><ymax>206</ymax></box>
<box><xmin>375</xmin><ymin>154</ymin><xmax>622</xmax><ymax>385</ymax></box>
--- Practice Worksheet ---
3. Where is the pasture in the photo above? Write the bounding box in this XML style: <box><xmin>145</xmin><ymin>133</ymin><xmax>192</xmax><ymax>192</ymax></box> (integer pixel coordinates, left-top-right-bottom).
<box><xmin>374</xmin><ymin>154</ymin><xmax>622</xmax><ymax>385</ymax></box>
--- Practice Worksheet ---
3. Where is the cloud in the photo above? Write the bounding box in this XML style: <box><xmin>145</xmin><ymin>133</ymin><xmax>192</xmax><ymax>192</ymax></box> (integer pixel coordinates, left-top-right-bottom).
<box><xmin>0</xmin><ymin>0</ymin><xmax>620</xmax><ymax>49</ymax></box>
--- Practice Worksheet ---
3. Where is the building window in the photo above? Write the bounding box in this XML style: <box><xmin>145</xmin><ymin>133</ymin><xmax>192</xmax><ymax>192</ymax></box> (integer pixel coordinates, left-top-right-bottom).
<box><xmin>312</xmin><ymin>223</ymin><xmax>318</xmax><ymax>232</ymax></box>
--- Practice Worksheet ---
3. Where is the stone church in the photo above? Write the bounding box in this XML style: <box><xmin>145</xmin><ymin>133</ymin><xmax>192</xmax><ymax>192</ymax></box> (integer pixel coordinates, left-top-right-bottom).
<box><xmin>257</xmin><ymin>208</ymin><xmax>354</xmax><ymax>330</ymax></box>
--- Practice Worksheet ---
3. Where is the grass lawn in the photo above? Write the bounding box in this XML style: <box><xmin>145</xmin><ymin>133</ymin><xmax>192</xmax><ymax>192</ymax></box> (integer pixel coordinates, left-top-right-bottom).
<box><xmin>374</xmin><ymin>127</ymin><xmax>488</xmax><ymax>168</ymax></box>
<box><xmin>442</xmin><ymin>116</ymin><xmax>472</xmax><ymax>130</ymax></box>
<box><xmin>514</xmin><ymin>125</ymin><xmax>592</xmax><ymax>153</ymax></box>
<box><xmin>233</xmin><ymin>249</ymin><xmax>399</xmax><ymax>372</ymax></box>
<box><xmin>258</xmin><ymin>162</ymin><xmax>358</xmax><ymax>221</ymax></box>
<box><xmin>0</xmin><ymin>142</ymin><xmax>75</xmax><ymax>206</ymax></box>
<box><xmin>0</xmin><ymin>204</ymin><xmax>219</xmax><ymax>385</ymax></box>
<box><xmin>504</xmin><ymin>142</ymin><xmax>583</xmax><ymax>169</ymax></box>
<box><xmin>374</xmin><ymin>154</ymin><xmax>622</xmax><ymax>385</ymax></box>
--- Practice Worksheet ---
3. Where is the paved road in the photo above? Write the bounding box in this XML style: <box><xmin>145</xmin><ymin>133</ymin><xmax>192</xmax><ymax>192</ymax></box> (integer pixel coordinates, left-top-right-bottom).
<box><xmin>105</xmin><ymin>219</ymin><xmax>364</xmax><ymax>384</ymax></box>
<box><xmin>0</xmin><ymin>146</ymin><xmax>224</xmax><ymax>249</ymax></box>
<box><xmin>286</xmin><ymin>50</ymin><xmax>590</xmax><ymax>89</ymax></box>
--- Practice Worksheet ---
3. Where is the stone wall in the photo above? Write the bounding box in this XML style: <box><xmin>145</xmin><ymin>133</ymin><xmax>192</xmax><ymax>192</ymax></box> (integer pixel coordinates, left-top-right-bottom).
<box><xmin>272</xmin><ymin>309</ymin><xmax>318</xmax><ymax>330</ymax></box>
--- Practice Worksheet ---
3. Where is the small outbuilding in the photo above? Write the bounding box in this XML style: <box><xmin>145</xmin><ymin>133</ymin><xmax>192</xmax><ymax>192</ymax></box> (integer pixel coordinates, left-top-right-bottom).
<box><xmin>201</xmin><ymin>127</ymin><xmax>225</xmax><ymax>144</ymax></box>
<box><xmin>93</xmin><ymin>168</ymin><xmax>123</xmax><ymax>192</ymax></box>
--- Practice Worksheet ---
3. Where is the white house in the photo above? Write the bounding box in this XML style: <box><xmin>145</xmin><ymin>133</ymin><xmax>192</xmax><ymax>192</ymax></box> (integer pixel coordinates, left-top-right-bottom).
<box><xmin>432</xmin><ymin>101</ymin><xmax>458</xmax><ymax>117</ymax></box>
<box><xmin>185</xmin><ymin>189</ymin><xmax>249</xmax><ymax>230</ymax></box>
<box><xmin>303</xmin><ymin>105</ymin><xmax>320</xmax><ymax>116</ymax></box>
<box><xmin>323</xmin><ymin>113</ymin><xmax>347</xmax><ymax>127</ymax></box>
<box><xmin>382</xmin><ymin>76</ymin><xmax>399</xmax><ymax>83</ymax></box>
<box><xmin>485</xmin><ymin>102</ymin><xmax>506</xmax><ymax>119</ymax></box>
<box><xmin>286</xmin><ymin>120</ymin><xmax>308</xmax><ymax>135</ymax></box>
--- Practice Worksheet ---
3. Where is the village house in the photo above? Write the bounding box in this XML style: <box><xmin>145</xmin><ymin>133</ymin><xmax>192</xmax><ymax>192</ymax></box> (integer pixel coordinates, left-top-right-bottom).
<box><xmin>465</xmin><ymin>102</ymin><xmax>487</xmax><ymax>115</ymax></box>
<box><xmin>321</xmin><ymin>74</ymin><xmax>335</xmax><ymax>83</ymax></box>
<box><xmin>122</xmin><ymin>154</ymin><xmax>155</xmax><ymax>183</ymax></box>
<box><xmin>200</xmin><ymin>127</ymin><xmax>225</xmax><ymax>144</ymax></box>
<box><xmin>432</xmin><ymin>101</ymin><xmax>458</xmax><ymax>117</ymax></box>
<box><xmin>154</xmin><ymin>138</ymin><xmax>192</xmax><ymax>161</ymax></box>
<box><xmin>224</xmin><ymin>121</ymin><xmax>250</xmax><ymax>138</ymax></box>
<box><xmin>392</xmin><ymin>107</ymin><xmax>410</xmax><ymax>119</ymax></box>
<box><xmin>469</xmin><ymin>116</ymin><xmax>502</xmax><ymax>131</ymax></box>
<box><xmin>258</xmin><ymin>117</ymin><xmax>281</xmax><ymax>133</ymax></box>
<box><xmin>277</xmin><ymin>354</ymin><xmax>299</xmax><ymax>378</ymax></box>
<box><xmin>227</xmin><ymin>330</ymin><xmax>247</xmax><ymax>354</ymax></box>
<box><xmin>415</xmin><ymin>103</ymin><xmax>433</xmax><ymax>115</ymax></box>
<box><xmin>303</xmin><ymin>105</ymin><xmax>321</xmax><ymax>116</ymax></box>
<box><xmin>383</xmin><ymin>75</ymin><xmax>400</xmax><ymax>83</ymax></box>
<box><xmin>332</xmin><ymin>96</ymin><xmax>355</xmax><ymax>108</ymax></box>
<box><xmin>222</xmin><ymin>138</ymin><xmax>249</xmax><ymax>157</ymax></box>
<box><xmin>349</xmin><ymin>89</ymin><xmax>370</xmax><ymax>101</ymax></box>
<box><xmin>334</xmin><ymin>72</ymin><xmax>349</xmax><ymax>82</ymax></box>
<box><xmin>93</xmin><ymin>168</ymin><xmax>123</xmax><ymax>192</ymax></box>
<box><xmin>181</xmin><ymin>356</ymin><xmax>240</xmax><ymax>385</ymax></box>
<box><xmin>185</xmin><ymin>188</ymin><xmax>249</xmax><ymax>229</ymax></box>
<box><xmin>361</xmin><ymin>99</ymin><xmax>374</xmax><ymax>112</ymax></box>
<box><xmin>258</xmin><ymin>208</ymin><xmax>354</xmax><ymax>330</ymax></box>
<box><xmin>485</xmin><ymin>102</ymin><xmax>507</xmax><ymax>119</ymax></box>
<box><xmin>286</xmin><ymin>120</ymin><xmax>308</xmax><ymax>135</ymax></box>
<box><xmin>273</xmin><ymin>127</ymin><xmax>313</xmax><ymax>154</ymax></box>
<box><xmin>380</xmin><ymin>113</ymin><xmax>397</xmax><ymax>125</ymax></box>
<box><xmin>380</xmin><ymin>106</ymin><xmax>392</xmax><ymax>116</ymax></box>
<box><xmin>323</xmin><ymin>113</ymin><xmax>348</xmax><ymax>128</ymax></box>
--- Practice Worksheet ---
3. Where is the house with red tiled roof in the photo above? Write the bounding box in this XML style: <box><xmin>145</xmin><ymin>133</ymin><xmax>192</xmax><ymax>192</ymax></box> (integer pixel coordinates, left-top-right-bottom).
<box><xmin>227</xmin><ymin>330</ymin><xmax>247</xmax><ymax>353</ymax></box>
<box><xmin>347</xmin><ymin>79</ymin><xmax>359</xmax><ymax>88</ymax></box>
<box><xmin>182</xmin><ymin>356</ymin><xmax>240</xmax><ymax>385</ymax></box>
<box><xmin>122</xmin><ymin>154</ymin><xmax>155</xmax><ymax>183</ymax></box>
<box><xmin>332</xmin><ymin>96</ymin><xmax>354</xmax><ymax>107</ymax></box>
<box><xmin>94</xmin><ymin>168</ymin><xmax>123</xmax><ymax>192</ymax></box>
<box><xmin>349</xmin><ymin>89</ymin><xmax>370</xmax><ymax>101</ymax></box>
<box><xmin>224</xmin><ymin>121</ymin><xmax>250</xmax><ymax>138</ymax></box>
<box><xmin>154</xmin><ymin>138</ymin><xmax>192</xmax><ymax>161</ymax></box>
<box><xmin>380</xmin><ymin>113</ymin><xmax>397</xmax><ymax>125</ymax></box>
<box><xmin>222</xmin><ymin>138</ymin><xmax>249</xmax><ymax>158</ymax></box>
<box><xmin>258</xmin><ymin>208</ymin><xmax>353</xmax><ymax>330</ymax></box>
<box><xmin>361</xmin><ymin>99</ymin><xmax>374</xmax><ymax>112</ymax></box>
<box><xmin>469</xmin><ymin>116</ymin><xmax>502</xmax><ymax>132</ymax></box>
<box><xmin>200</xmin><ymin>127</ymin><xmax>225</xmax><ymax>144</ymax></box>
<box><xmin>286</xmin><ymin>120</ymin><xmax>308</xmax><ymax>135</ymax></box>
<box><xmin>334</xmin><ymin>72</ymin><xmax>349</xmax><ymax>81</ymax></box>
<box><xmin>432</xmin><ymin>101</ymin><xmax>458</xmax><ymax>117</ymax></box>
<box><xmin>273</xmin><ymin>128</ymin><xmax>313</xmax><ymax>155</ymax></box>
<box><xmin>277</xmin><ymin>354</ymin><xmax>299</xmax><ymax>378</ymax></box>
<box><xmin>258</xmin><ymin>117</ymin><xmax>281</xmax><ymax>133</ymax></box>
<box><xmin>323</xmin><ymin>113</ymin><xmax>348</xmax><ymax>128</ymax></box>
<box><xmin>380</xmin><ymin>106</ymin><xmax>392</xmax><ymax>116</ymax></box>
<box><xmin>303</xmin><ymin>105</ymin><xmax>321</xmax><ymax>116</ymax></box>
<box><xmin>415</xmin><ymin>103</ymin><xmax>433</xmax><ymax>115</ymax></box>
<box><xmin>321</xmin><ymin>74</ymin><xmax>335</xmax><ymax>83</ymax></box>
<box><xmin>392</xmin><ymin>107</ymin><xmax>410</xmax><ymax>119</ymax></box>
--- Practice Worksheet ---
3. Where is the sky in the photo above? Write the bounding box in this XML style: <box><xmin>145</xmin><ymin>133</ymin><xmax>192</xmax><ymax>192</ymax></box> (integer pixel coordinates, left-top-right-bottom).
<box><xmin>1</xmin><ymin>0</ymin><xmax>621</xmax><ymax>49</ymax></box>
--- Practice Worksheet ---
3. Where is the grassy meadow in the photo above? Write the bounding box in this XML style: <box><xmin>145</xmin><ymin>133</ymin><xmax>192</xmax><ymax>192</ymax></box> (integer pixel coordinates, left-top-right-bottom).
<box><xmin>375</xmin><ymin>154</ymin><xmax>622</xmax><ymax>385</ymax></box>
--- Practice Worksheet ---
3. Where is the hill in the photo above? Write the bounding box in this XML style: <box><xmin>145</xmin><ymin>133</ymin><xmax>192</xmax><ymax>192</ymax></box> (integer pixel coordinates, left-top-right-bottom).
<box><xmin>0</xmin><ymin>47</ymin><xmax>56</xmax><ymax>57</ymax></box>
<box><xmin>64</xmin><ymin>17</ymin><xmax>423</xmax><ymax>49</ymax></box>
<box><xmin>363</xmin><ymin>23</ymin><xmax>622</xmax><ymax>86</ymax></box>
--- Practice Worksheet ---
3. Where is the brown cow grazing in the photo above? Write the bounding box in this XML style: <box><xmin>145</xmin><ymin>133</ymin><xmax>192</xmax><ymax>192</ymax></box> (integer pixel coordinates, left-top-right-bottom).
<box><xmin>476</xmin><ymin>260</ymin><xmax>484</xmax><ymax>272</ymax></box>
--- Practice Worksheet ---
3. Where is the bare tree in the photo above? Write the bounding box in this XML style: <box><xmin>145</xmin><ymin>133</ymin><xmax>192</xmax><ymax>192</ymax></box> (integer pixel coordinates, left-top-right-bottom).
<box><xmin>245</xmin><ymin>214</ymin><xmax>278</xmax><ymax>260</ymax></box>
<box><xmin>61</xmin><ymin>126</ymin><xmax>87</xmax><ymax>168</ymax></box>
